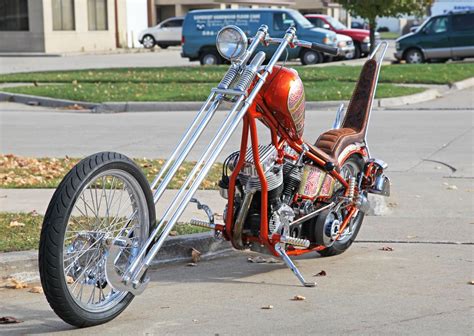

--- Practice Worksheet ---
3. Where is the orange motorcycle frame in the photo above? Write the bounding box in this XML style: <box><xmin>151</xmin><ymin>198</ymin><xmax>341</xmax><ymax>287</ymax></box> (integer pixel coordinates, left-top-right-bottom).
<box><xmin>223</xmin><ymin>92</ymin><xmax>366</xmax><ymax>257</ymax></box>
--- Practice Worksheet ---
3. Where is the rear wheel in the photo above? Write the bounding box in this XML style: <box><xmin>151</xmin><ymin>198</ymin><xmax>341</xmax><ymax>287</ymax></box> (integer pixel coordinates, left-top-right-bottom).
<box><xmin>39</xmin><ymin>152</ymin><xmax>155</xmax><ymax>327</ymax></box>
<box><xmin>157</xmin><ymin>43</ymin><xmax>169</xmax><ymax>49</ymax></box>
<box><xmin>200</xmin><ymin>50</ymin><xmax>222</xmax><ymax>65</ymax></box>
<box><xmin>316</xmin><ymin>155</ymin><xmax>365</xmax><ymax>257</ymax></box>
<box><xmin>142</xmin><ymin>35</ymin><xmax>156</xmax><ymax>49</ymax></box>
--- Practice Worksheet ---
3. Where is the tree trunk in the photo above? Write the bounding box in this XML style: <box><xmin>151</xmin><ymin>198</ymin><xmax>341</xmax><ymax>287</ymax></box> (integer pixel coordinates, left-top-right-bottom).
<box><xmin>369</xmin><ymin>17</ymin><xmax>377</xmax><ymax>54</ymax></box>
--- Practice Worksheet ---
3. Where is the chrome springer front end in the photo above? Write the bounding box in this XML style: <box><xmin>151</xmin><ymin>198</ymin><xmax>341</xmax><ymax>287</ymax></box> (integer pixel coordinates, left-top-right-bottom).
<box><xmin>105</xmin><ymin>24</ymin><xmax>304</xmax><ymax>294</ymax></box>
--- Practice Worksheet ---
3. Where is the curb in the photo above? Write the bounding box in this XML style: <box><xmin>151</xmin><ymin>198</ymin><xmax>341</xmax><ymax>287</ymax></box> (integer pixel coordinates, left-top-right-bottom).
<box><xmin>1</xmin><ymin>76</ymin><xmax>472</xmax><ymax>112</ymax></box>
<box><xmin>0</xmin><ymin>232</ymin><xmax>233</xmax><ymax>283</ymax></box>
<box><xmin>0</xmin><ymin>91</ymin><xmax>97</xmax><ymax>110</ymax></box>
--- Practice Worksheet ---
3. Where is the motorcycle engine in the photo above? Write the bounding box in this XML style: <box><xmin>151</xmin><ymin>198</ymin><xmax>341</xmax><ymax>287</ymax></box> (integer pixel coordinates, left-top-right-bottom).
<box><xmin>221</xmin><ymin>144</ymin><xmax>305</xmax><ymax>238</ymax></box>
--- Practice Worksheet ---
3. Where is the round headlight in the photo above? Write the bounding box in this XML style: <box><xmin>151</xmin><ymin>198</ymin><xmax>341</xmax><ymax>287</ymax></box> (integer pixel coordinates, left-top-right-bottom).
<box><xmin>216</xmin><ymin>26</ymin><xmax>248</xmax><ymax>61</ymax></box>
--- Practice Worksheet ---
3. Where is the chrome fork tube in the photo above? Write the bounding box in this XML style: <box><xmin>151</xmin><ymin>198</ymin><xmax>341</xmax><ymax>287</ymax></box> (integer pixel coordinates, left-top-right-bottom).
<box><xmin>126</xmin><ymin>94</ymin><xmax>246</xmax><ymax>280</ymax></box>
<box><xmin>149</xmin><ymin>93</ymin><xmax>216</xmax><ymax>194</ymax></box>
<box><xmin>151</xmin><ymin>96</ymin><xmax>222</xmax><ymax>204</ymax></box>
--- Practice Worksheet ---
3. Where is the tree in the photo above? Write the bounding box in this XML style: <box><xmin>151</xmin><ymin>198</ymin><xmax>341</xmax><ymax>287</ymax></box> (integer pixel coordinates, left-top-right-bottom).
<box><xmin>334</xmin><ymin>0</ymin><xmax>432</xmax><ymax>53</ymax></box>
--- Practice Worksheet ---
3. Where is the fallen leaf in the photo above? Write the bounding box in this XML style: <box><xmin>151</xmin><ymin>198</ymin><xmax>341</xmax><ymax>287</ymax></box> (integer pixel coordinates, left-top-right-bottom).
<box><xmin>447</xmin><ymin>185</ymin><xmax>458</xmax><ymax>190</ymax></box>
<box><xmin>4</xmin><ymin>278</ymin><xmax>28</xmax><ymax>289</ymax></box>
<box><xmin>0</xmin><ymin>316</ymin><xmax>23</xmax><ymax>324</ymax></box>
<box><xmin>314</xmin><ymin>270</ymin><xmax>327</xmax><ymax>277</ymax></box>
<box><xmin>66</xmin><ymin>276</ymin><xmax>74</xmax><ymax>284</ymax></box>
<box><xmin>186</xmin><ymin>262</ymin><xmax>197</xmax><ymax>267</ymax></box>
<box><xmin>192</xmin><ymin>319</ymin><xmax>199</xmax><ymax>323</ymax></box>
<box><xmin>468</xmin><ymin>280</ymin><xmax>474</xmax><ymax>285</ymax></box>
<box><xmin>9</xmin><ymin>221</ymin><xmax>26</xmax><ymax>228</ymax></box>
<box><xmin>249</xmin><ymin>256</ymin><xmax>281</xmax><ymax>264</ymax></box>
<box><xmin>292</xmin><ymin>295</ymin><xmax>306</xmax><ymax>301</ymax></box>
<box><xmin>191</xmin><ymin>248</ymin><xmax>201</xmax><ymax>263</ymax></box>
<box><xmin>380</xmin><ymin>246</ymin><xmax>394</xmax><ymax>251</ymax></box>
<box><xmin>406</xmin><ymin>235</ymin><xmax>418</xmax><ymax>239</ymax></box>
<box><xmin>261</xmin><ymin>305</ymin><xmax>273</xmax><ymax>309</ymax></box>
<box><xmin>29</xmin><ymin>286</ymin><xmax>43</xmax><ymax>294</ymax></box>
<box><xmin>169</xmin><ymin>231</ymin><xmax>178</xmax><ymax>236</ymax></box>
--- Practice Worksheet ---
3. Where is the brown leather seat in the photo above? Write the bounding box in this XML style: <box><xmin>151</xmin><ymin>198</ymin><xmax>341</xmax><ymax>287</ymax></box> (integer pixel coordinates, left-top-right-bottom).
<box><xmin>315</xmin><ymin>59</ymin><xmax>378</xmax><ymax>162</ymax></box>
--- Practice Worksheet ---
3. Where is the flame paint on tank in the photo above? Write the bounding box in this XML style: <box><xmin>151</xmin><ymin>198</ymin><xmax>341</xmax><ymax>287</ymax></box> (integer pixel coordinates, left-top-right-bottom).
<box><xmin>259</xmin><ymin>66</ymin><xmax>306</xmax><ymax>141</ymax></box>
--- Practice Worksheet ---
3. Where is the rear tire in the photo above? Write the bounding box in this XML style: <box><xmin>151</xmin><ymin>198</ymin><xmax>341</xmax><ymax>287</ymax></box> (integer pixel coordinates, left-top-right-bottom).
<box><xmin>199</xmin><ymin>50</ymin><xmax>222</xmax><ymax>65</ymax></box>
<box><xmin>157</xmin><ymin>43</ymin><xmax>169</xmax><ymax>49</ymax></box>
<box><xmin>39</xmin><ymin>152</ymin><xmax>155</xmax><ymax>327</ymax></box>
<box><xmin>142</xmin><ymin>35</ymin><xmax>156</xmax><ymax>49</ymax></box>
<box><xmin>317</xmin><ymin>155</ymin><xmax>365</xmax><ymax>257</ymax></box>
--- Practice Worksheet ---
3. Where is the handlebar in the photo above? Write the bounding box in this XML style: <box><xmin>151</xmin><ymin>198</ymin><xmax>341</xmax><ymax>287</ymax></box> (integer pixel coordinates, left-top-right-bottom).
<box><xmin>249</xmin><ymin>36</ymin><xmax>340</xmax><ymax>56</ymax></box>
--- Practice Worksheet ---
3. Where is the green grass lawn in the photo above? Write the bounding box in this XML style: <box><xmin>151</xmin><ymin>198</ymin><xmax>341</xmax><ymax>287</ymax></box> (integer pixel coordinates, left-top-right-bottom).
<box><xmin>0</xmin><ymin>212</ymin><xmax>208</xmax><ymax>252</ymax></box>
<box><xmin>2</xmin><ymin>81</ymin><xmax>424</xmax><ymax>102</ymax></box>
<box><xmin>0</xmin><ymin>154</ymin><xmax>222</xmax><ymax>189</ymax></box>
<box><xmin>379</xmin><ymin>32</ymin><xmax>400</xmax><ymax>39</ymax></box>
<box><xmin>1</xmin><ymin>63</ymin><xmax>473</xmax><ymax>85</ymax></box>
<box><xmin>1</xmin><ymin>63</ymin><xmax>472</xmax><ymax>103</ymax></box>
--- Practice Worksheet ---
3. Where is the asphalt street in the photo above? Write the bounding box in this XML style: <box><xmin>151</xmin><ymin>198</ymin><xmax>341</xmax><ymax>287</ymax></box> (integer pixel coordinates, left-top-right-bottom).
<box><xmin>0</xmin><ymin>86</ymin><xmax>473</xmax><ymax>334</ymax></box>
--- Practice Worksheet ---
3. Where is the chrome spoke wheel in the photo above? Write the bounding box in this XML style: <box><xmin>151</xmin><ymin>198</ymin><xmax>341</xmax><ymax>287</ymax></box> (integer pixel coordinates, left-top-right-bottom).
<box><xmin>63</xmin><ymin>170</ymin><xmax>149</xmax><ymax>312</ymax></box>
<box><xmin>39</xmin><ymin>152</ymin><xmax>155</xmax><ymax>327</ymax></box>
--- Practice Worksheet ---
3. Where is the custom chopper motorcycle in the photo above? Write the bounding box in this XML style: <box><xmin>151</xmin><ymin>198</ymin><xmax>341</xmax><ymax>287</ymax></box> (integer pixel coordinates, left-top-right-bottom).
<box><xmin>39</xmin><ymin>25</ymin><xmax>390</xmax><ymax>327</ymax></box>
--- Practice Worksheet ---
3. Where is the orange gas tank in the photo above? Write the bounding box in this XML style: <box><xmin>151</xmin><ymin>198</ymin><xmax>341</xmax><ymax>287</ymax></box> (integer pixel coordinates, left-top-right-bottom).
<box><xmin>259</xmin><ymin>66</ymin><xmax>306</xmax><ymax>141</ymax></box>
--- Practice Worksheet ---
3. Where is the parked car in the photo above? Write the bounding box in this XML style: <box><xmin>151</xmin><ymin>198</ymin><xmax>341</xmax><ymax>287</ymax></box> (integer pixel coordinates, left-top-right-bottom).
<box><xmin>334</xmin><ymin>33</ymin><xmax>355</xmax><ymax>60</ymax></box>
<box><xmin>305</xmin><ymin>14</ymin><xmax>379</xmax><ymax>58</ymax></box>
<box><xmin>395</xmin><ymin>10</ymin><xmax>474</xmax><ymax>64</ymax></box>
<box><xmin>181</xmin><ymin>9</ymin><xmax>337</xmax><ymax>65</ymax></box>
<box><xmin>138</xmin><ymin>17</ymin><xmax>184</xmax><ymax>49</ymax></box>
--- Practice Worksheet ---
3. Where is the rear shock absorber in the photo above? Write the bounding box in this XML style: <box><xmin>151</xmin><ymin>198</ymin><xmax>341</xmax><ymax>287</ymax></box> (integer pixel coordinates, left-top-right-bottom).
<box><xmin>348</xmin><ymin>177</ymin><xmax>356</xmax><ymax>200</ymax></box>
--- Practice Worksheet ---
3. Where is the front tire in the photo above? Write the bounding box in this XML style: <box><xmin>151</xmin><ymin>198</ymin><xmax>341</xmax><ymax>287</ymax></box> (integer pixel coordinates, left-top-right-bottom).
<box><xmin>300</xmin><ymin>49</ymin><xmax>323</xmax><ymax>65</ymax></box>
<box><xmin>404</xmin><ymin>48</ymin><xmax>424</xmax><ymax>64</ymax></box>
<box><xmin>39</xmin><ymin>152</ymin><xmax>155</xmax><ymax>327</ymax></box>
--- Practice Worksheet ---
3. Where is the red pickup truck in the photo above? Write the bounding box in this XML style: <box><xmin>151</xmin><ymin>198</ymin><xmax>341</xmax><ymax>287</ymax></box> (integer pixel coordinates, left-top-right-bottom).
<box><xmin>305</xmin><ymin>14</ymin><xmax>379</xmax><ymax>58</ymax></box>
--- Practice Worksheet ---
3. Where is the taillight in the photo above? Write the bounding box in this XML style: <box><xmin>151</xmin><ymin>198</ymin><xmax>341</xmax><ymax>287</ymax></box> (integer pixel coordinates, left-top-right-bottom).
<box><xmin>181</xmin><ymin>35</ymin><xmax>185</xmax><ymax>44</ymax></box>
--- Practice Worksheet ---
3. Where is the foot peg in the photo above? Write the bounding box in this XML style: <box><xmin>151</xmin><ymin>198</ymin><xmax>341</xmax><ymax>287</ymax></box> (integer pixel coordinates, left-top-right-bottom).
<box><xmin>190</xmin><ymin>218</ymin><xmax>216</xmax><ymax>230</ymax></box>
<box><xmin>275</xmin><ymin>243</ymin><xmax>316</xmax><ymax>287</ymax></box>
<box><xmin>280</xmin><ymin>235</ymin><xmax>310</xmax><ymax>248</ymax></box>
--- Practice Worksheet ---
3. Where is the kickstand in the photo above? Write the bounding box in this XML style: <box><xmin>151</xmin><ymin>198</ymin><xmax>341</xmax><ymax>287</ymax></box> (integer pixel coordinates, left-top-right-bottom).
<box><xmin>275</xmin><ymin>243</ymin><xmax>316</xmax><ymax>288</ymax></box>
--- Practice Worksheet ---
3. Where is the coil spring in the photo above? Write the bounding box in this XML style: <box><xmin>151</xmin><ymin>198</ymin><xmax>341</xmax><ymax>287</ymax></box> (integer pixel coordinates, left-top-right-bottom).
<box><xmin>218</xmin><ymin>66</ymin><xmax>239</xmax><ymax>89</ymax></box>
<box><xmin>235</xmin><ymin>68</ymin><xmax>256</xmax><ymax>91</ymax></box>
<box><xmin>348</xmin><ymin>177</ymin><xmax>356</xmax><ymax>199</ymax></box>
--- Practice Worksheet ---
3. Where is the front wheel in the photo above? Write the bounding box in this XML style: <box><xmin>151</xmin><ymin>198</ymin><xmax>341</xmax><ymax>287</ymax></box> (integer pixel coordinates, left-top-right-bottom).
<box><xmin>300</xmin><ymin>49</ymin><xmax>323</xmax><ymax>65</ymax></box>
<box><xmin>39</xmin><ymin>152</ymin><xmax>156</xmax><ymax>327</ymax></box>
<box><xmin>404</xmin><ymin>48</ymin><xmax>424</xmax><ymax>64</ymax></box>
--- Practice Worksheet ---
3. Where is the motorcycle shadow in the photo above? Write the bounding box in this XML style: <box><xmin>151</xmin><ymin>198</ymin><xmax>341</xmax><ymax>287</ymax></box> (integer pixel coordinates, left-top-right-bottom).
<box><xmin>147</xmin><ymin>249</ymin><xmax>324</xmax><ymax>288</ymax></box>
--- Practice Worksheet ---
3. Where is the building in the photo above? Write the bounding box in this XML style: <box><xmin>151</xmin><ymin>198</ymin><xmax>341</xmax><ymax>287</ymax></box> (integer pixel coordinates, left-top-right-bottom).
<box><xmin>0</xmin><ymin>0</ymin><xmax>346</xmax><ymax>53</ymax></box>
<box><xmin>150</xmin><ymin>0</ymin><xmax>347</xmax><ymax>24</ymax></box>
<box><xmin>0</xmin><ymin>0</ymin><xmax>118</xmax><ymax>53</ymax></box>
